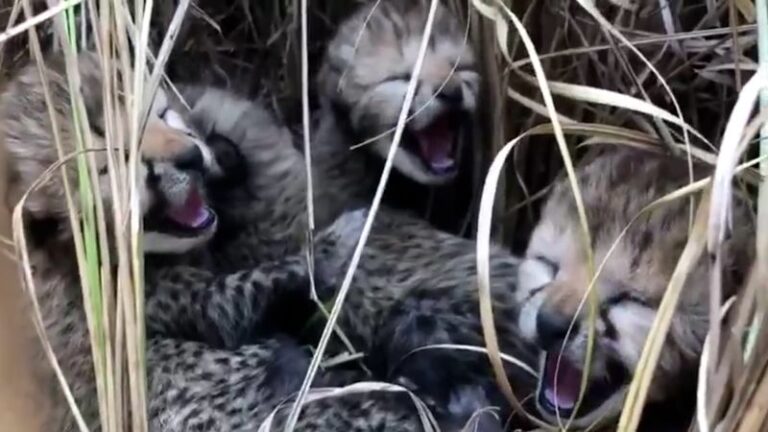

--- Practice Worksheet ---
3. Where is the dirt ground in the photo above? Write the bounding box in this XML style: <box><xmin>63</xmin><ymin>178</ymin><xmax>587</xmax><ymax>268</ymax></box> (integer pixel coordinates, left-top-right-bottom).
<box><xmin>0</xmin><ymin>148</ymin><xmax>50</xmax><ymax>431</ymax></box>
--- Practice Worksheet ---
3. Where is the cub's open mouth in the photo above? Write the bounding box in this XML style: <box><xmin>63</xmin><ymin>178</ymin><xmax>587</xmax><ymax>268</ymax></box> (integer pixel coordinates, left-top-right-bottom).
<box><xmin>405</xmin><ymin>111</ymin><xmax>463</xmax><ymax>176</ymax></box>
<box><xmin>145</xmin><ymin>184</ymin><xmax>217</xmax><ymax>238</ymax></box>
<box><xmin>537</xmin><ymin>351</ymin><xmax>629</xmax><ymax>419</ymax></box>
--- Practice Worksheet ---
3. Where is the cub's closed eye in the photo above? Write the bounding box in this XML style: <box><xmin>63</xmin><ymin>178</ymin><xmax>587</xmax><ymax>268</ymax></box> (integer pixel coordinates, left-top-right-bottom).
<box><xmin>603</xmin><ymin>291</ymin><xmax>651</xmax><ymax>309</ymax></box>
<box><xmin>534</xmin><ymin>255</ymin><xmax>559</xmax><ymax>274</ymax></box>
<box><xmin>518</xmin><ymin>256</ymin><xmax>559</xmax><ymax>295</ymax></box>
<box><xmin>381</xmin><ymin>73</ymin><xmax>411</xmax><ymax>84</ymax></box>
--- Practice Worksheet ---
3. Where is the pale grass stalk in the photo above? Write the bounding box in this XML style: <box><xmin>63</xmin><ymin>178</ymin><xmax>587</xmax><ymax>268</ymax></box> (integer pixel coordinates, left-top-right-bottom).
<box><xmin>477</xmin><ymin>2</ymin><xmax>596</xmax><ymax>428</ymax></box>
<box><xmin>506</xmin><ymin>87</ymin><xmax>578</xmax><ymax>124</ymax></box>
<box><xmin>142</xmin><ymin>0</ymin><xmax>189</xmax><ymax>125</ymax></box>
<box><xmin>0</xmin><ymin>0</ymin><xmax>22</xmax><ymax>68</ymax></box>
<box><xmin>696</xmin><ymin>296</ymin><xmax>737</xmax><ymax>432</ymax></box>
<box><xmin>300</xmin><ymin>0</ymin><xmax>314</xmax><ymax>239</ymax></box>
<box><xmin>734</xmin><ymin>370</ymin><xmax>768</xmax><ymax>432</ymax></box>
<box><xmin>397</xmin><ymin>344</ymin><xmax>538</xmax><ymax>378</ymax></box>
<box><xmin>617</xmin><ymin>189</ymin><xmax>711</xmax><ymax>432</ymax></box>
<box><xmin>95</xmin><ymin>7</ymin><xmax>136</xmax><ymax>430</ymax></box>
<box><xmin>260</xmin><ymin>382</ymin><xmax>439</xmax><ymax>432</ymax></box>
<box><xmin>17</xmin><ymin>1</ymin><xmax>96</xmax><ymax>428</ymax></box>
<box><xmin>129</xmin><ymin>4</ymin><xmax>192</xmax><ymax>426</ymax></box>
<box><xmin>719</xmin><ymin>266</ymin><xmax>768</xmax><ymax>431</ymax></box>
<box><xmin>475</xmin><ymin>131</ymin><xmax>548</xmax><ymax>429</ymax></box>
<box><xmin>295</xmin><ymin>0</ymin><xmax>361</xmax><ymax>370</ymax></box>
<box><xmin>281</xmin><ymin>1</ymin><xmax>441</xmax><ymax>430</ymax></box>
<box><xmin>12</xmin><ymin>149</ymin><xmax>104</xmax><ymax>432</ymax></box>
<box><xmin>56</xmin><ymin>8</ymin><xmax>122</xmax><ymax>429</ymax></box>
<box><xmin>97</xmin><ymin>12</ymin><xmax>133</xmax><ymax>427</ymax></box>
<box><xmin>125</xmin><ymin>2</ymin><xmax>156</xmax><ymax>429</ymax></box>
<box><xmin>0</xmin><ymin>0</ymin><xmax>82</xmax><ymax>44</ymax></box>
<box><xmin>511</xmin><ymin>72</ymin><xmax>712</xmax><ymax>147</ymax></box>
<box><xmin>705</xmin><ymin>66</ymin><xmax>768</xmax><ymax>430</ymax></box>
<box><xmin>748</xmin><ymin>0</ymin><xmax>768</xmax><ymax>371</ymax></box>
<box><xmin>509</xmin><ymin>24</ymin><xmax>757</xmax><ymax>70</ymax></box>
<box><xmin>298</xmin><ymin>0</ymin><xmax>324</xmax><ymax>345</ymax></box>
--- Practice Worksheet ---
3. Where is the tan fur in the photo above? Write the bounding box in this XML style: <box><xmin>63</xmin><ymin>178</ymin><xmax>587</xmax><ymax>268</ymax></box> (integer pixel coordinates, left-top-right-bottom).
<box><xmin>142</xmin><ymin>120</ymin><xmax>199</xmax><ymax>160</ymax></box>
<box><xmin>516</xmin><ymin>147</ymin><xmax>754</xmax><ymax>428</ymax></box>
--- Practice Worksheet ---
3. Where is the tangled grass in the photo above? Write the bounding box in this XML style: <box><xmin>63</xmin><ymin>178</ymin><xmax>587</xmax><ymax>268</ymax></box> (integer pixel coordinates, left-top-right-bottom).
<box><xmin>0</xmin><ymin>0</ymin><xmax>765</xmax><ymax>431</ymax></box>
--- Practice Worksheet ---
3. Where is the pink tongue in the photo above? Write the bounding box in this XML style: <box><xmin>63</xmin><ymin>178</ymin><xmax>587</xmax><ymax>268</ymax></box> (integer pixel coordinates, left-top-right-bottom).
<box><xmin>166</xmin><ymin>187</ymin><xmax>210</xmax><ymax>228</ymax></box>
<box><xmin>415</xmin><ymin>115</ymin><xmax>456</xmax><ymax>173</ymax></box>
<box><xmin>544</xmin><ymin>352</ymin><xmax>582</xmax><ymax>410</ymax></box>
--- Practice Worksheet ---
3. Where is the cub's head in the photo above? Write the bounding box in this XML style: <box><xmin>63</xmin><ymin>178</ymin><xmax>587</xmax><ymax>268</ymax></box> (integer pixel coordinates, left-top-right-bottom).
<box><xmin>1</xmin><ymin>52</ymin><xmax>220</xmax><ymax>255</ymax></box>
<box><xmin>317</xmin><ymin>0</ymin><xmax>479</xmax><ymax>185</ymax></box>
<box><xmin>516</xmin><ymin>149</ymin><xmax>753</xmax><ymax>428</ymax></box>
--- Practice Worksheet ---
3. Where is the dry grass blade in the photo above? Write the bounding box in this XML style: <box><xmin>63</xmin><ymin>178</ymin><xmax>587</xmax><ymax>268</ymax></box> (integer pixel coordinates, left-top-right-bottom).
<box><xmin>758</xmin><ymin>0</ymin><xmax>768</xmax><ymax>265</ymax></box>
<box><xmin>143</xmin><ymin>0</ymin><xmax>191</xmax><ymax>123</ymax></box>
<box><xmin>281</xmin><ymin>1</ymin><xmax>442</xmax><ymax>430</ymax></box>
<box><xmin>15</xmin><ymin>1</ymin><xmax>98</xmax><ymax>428</ymax></box>
<box><xmin>696</xmin><ymin>296</ymin><xmax>737</xmax><ymax>432</ymax></box>
<box><xmin>508</xmin><ymin>24</ymin><xmax>757</xmax><ymax>69</ymax></box>
<box><xmin>0</xmin><ymin>0</ymin><xmax>82</xmax><ymax>44</ymax></box>
<box><xmin>11</xmin><ymin>149</ymin><xmax>105</xmax><ymax>432</ymax></box>
<box><xmin>617</xmin><ymin>188</ymin><xmax>711</xmax><ymax>432</ymax></box>
<box><xmin>258</xmin><ymin>382</ymin><xmax>439</xmax><ymax>432</ymax></box>
<box><xmin>512</xmin><ymin>73</ymin><xmax>711</xmax><ymax>147</ymax></box>
<box><xmin>400</xmin><ymin>344</ymin><xmax>539</xmax><ymax>378</ymax></box>
<box><xmin>482</xmin><ymin>2</ymin><xmax>596</xmax><ymax>427</ymax></box>
<box><xmin>476</xmin><ymin>130</ymin><xmax>548</xmax><ymax>428</ymax></box>
<box><xmin>708</xmin><ymin>65</ymin><xmax>768</xmax><ymax>250</ymax></box>
<box><xmin>704</xmin><ymin>65</ymin><xmax>768</xmax><ymax>429</ymax></box>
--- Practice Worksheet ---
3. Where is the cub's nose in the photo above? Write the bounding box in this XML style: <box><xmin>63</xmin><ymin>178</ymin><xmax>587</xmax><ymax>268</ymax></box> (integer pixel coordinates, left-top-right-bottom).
<box><xmin>437</xmin><ymin>82</ymin><xmax>463</xmax><ymax>106</ymax></box>
<box><xmin>536</xmin><ymin>308</ymin><xmax>577</xmax><ymax>351</ymax></box>
<box><xmin>174</xmin><ymin>145</ymin><xmax>205</xmax><ymax>173</ymax></box>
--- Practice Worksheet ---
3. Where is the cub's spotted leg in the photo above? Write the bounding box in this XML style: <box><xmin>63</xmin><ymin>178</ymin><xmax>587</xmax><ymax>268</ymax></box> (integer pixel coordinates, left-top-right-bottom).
<box><xmin>366</xmin><ymin>257</ymin><xmax>538</xmax><ymax>430</ymax></box>
<box><xmin>147</xmin><ymin>337</ymin><xmax>426</xmax><ymax>431</ymax></box>
<box><xmin>146</xmin><ymin>208</ymin><xmax>368</xmax><ymax>349</ymax></box>
<box><xmin>146</xmin><ymin>256</ymin><xmax>315</xmax><ymax>349</ymax></box>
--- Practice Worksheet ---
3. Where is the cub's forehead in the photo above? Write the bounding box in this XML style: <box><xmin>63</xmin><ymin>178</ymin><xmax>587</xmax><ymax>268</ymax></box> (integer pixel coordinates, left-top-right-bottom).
<box><xmin>339</xmin><ymin>1</ymin><xmax>471</xmax><ymax>54</ymax></box>
<box><xmin>531</xmin><ymin>182</ymin><xmax>707</xmax><ymax>301</ymax></box>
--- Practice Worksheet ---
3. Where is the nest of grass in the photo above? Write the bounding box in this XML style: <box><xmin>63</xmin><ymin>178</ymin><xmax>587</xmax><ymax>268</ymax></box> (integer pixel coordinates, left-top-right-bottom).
<box><xmin>0</xmin><ymin>0</ymin><xmax>766</xmax><ymax>431</ymax></box>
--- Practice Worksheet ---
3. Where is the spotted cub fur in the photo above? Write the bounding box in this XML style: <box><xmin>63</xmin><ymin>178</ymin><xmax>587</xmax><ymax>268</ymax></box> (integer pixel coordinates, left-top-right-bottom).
<box><xmin>2</xmin><ymin>53</ymin><xmax>432</xmax><ymax>431</ymax></box>
<box><xmin>516</xmin><ymin>148</ymin><xmax>754</xmax><ymax>429</ymax></box>
<box><xmin>182</xmin><ymin>87</ymin><xmax>537</xmax><ymax>430</ymax></box>
<box><xmin>177</xmin><ymin>2</ymin><xmax>536</xmax><ymax>429</ymax></box>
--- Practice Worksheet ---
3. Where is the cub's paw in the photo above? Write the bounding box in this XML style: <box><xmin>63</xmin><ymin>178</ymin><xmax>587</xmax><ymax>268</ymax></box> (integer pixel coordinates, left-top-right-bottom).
<box><xmin>324</xmin><ymin>207</ymin><xmax>368</xmax><ymax>248</ymax></box>
<box><xmin>309</xmin><ymin>207</ymin><xmax>369</xmax><ymax>288</ymax></box>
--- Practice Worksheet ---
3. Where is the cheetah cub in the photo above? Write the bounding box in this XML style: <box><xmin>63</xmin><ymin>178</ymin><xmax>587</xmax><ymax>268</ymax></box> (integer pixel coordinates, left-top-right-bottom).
<box><xmin>311</xmin><ymin>0</ymin><xmax>481</xmax><ymax>228</ymax></box>
<box><xmin>1</xmin><ymin>51</ymin><xmax>220</xmax><ymax>431</ymax></box>
<box><xmin>1</xmin><ymin>52</ymin><xmax>431</xmax><ymax>432</ymax></box>
<box><xmin>516</xmin><ymin>148</ymin><xmax>754</xmax><ymax>429</ymax></box>
<box><xmin>183</xmin><ymin>85</ymin><xmax>538</xmax><ymax>431</ymax></box>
